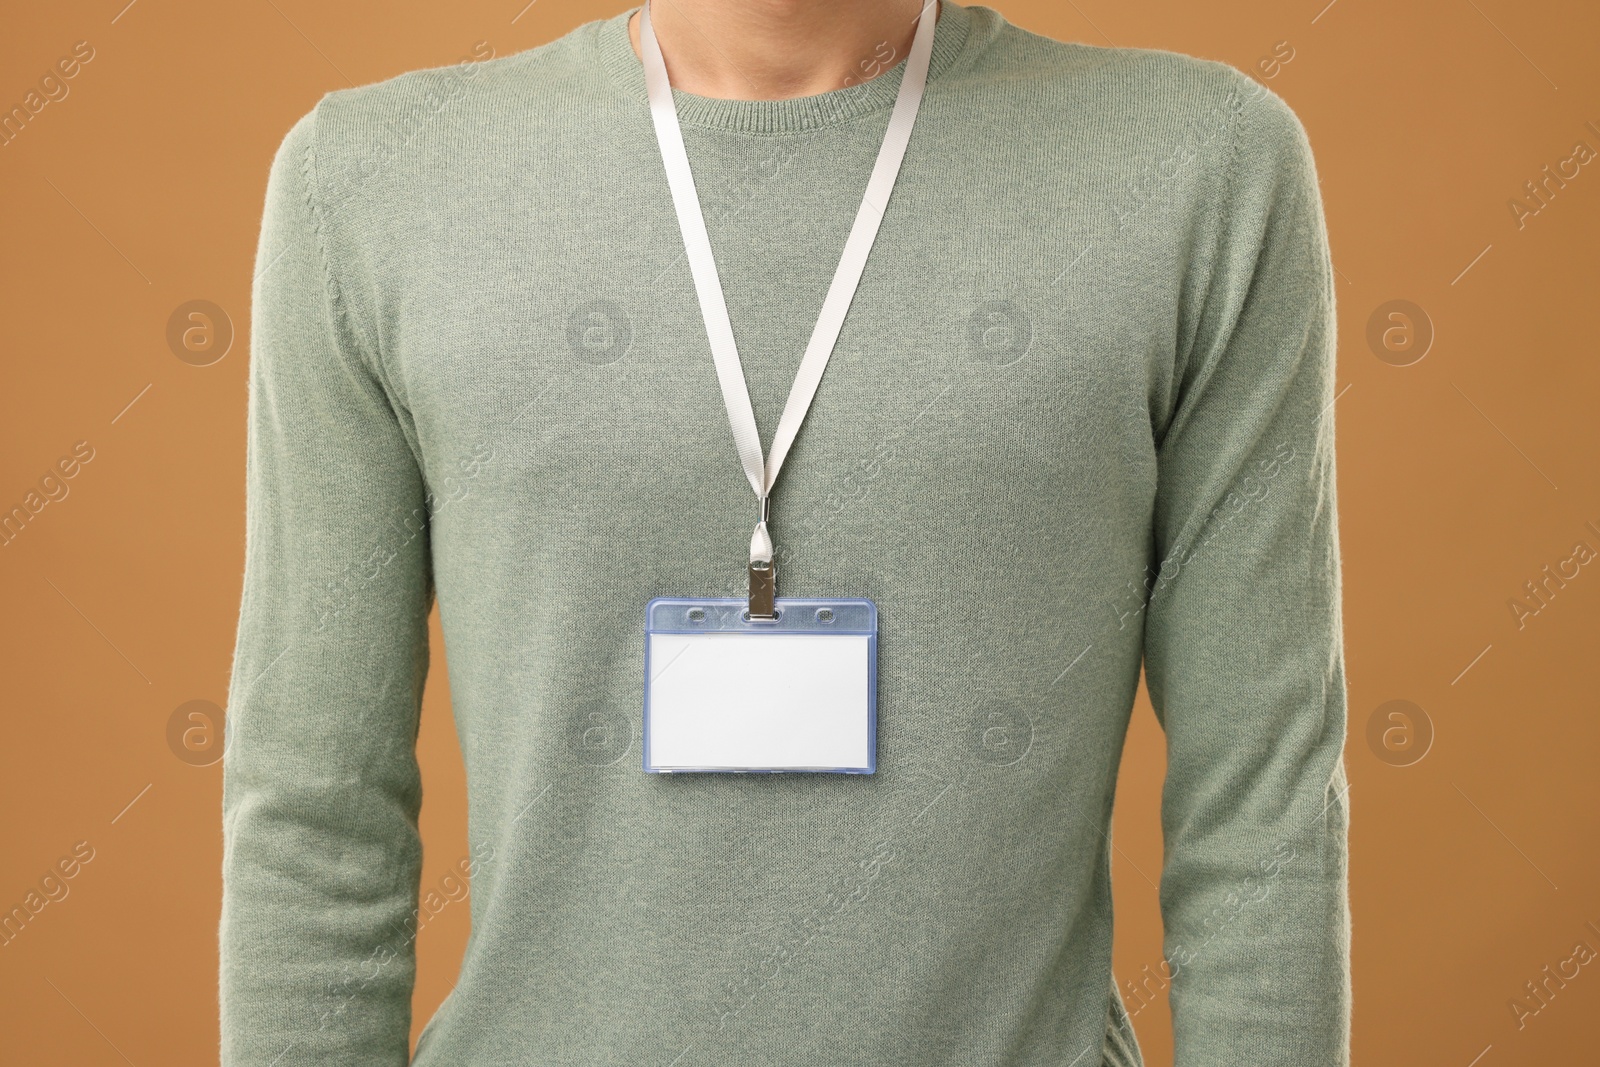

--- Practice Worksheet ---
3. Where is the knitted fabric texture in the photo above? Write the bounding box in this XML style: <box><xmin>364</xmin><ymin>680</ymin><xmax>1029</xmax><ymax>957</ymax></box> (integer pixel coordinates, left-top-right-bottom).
<box><xmin>220</xmin><ymin>4</ymin><xmax>1352</xmax><ymax>1064</ymax></box>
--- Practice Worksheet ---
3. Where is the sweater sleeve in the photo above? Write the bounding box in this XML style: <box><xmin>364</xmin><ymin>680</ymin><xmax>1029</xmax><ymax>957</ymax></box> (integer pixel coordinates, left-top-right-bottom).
<box><xmin>220</xmin><ymin>102</ymin><xmax>433</xmax><ymax>1066</ymax></box>
<box><xmin>1141</xmin><ymin>76</ymin><xmax>1352</xmax><ymax>1066</ymax></box>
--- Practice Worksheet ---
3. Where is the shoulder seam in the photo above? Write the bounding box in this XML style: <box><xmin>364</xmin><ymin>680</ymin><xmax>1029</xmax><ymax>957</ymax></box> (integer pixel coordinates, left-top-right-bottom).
<box><xmin>296</xmin><ymin>100</ymin><xmax>387</xmax><ymax>389</ymax></box>
<box><xmin>1229</xmin><ymin>75</ymin><xmax>1333</xmax><ymax>314</ymax></box>
<box><xmin>1220</xmin><ymin>73</ymin><xmax>1268</xmax><ymax>226</ymax></box>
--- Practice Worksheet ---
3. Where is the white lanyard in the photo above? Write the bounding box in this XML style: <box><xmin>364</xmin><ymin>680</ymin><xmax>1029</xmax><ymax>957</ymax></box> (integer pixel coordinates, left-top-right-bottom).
<box><xmin>639</xmin><ymin>0</ymin><xmax>937</xmax><ymax>608</ymax></box>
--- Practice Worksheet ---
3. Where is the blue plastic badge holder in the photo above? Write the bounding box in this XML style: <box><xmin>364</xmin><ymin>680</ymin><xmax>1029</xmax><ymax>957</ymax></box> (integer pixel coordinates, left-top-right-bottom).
<box><xmin>643</xmin><ymin>597</ymin><xmax>877</xmax><ymax>774</ymax></box>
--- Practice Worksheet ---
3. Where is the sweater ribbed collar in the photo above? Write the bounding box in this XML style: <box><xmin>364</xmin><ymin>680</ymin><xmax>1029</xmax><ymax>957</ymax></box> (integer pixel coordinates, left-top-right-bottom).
<box><xmin>594</xmin><ymin>0</ymin><xmax>974</xmax><ymax>134</ymax></box>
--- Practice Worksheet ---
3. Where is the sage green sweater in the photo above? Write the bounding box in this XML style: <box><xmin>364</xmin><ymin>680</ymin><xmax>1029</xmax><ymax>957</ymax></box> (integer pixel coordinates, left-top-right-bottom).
<box><xmin>219</xmin><ymin>3</ymin><xmax>1352</xmax><ymax>1065</ymax></box>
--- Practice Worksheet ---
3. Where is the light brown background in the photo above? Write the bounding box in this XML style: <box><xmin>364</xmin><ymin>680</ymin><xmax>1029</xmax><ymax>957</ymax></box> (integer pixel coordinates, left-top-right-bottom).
<box><xmin>2</xmin><ymin>1</ymin><xmax>1597</xmax><ymax>1064</ymax></box>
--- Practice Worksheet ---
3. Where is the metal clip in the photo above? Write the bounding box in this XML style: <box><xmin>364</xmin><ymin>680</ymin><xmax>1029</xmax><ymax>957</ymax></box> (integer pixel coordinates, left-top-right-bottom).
<box><xmin>748</xmin><ymin>494</ymin><xmax>776</xmax><ymax>619</ymax></box>
<box><xmin>748</xmin><ymin>559</ymin><xmax>777</xmax><ymax>619</ymax></box>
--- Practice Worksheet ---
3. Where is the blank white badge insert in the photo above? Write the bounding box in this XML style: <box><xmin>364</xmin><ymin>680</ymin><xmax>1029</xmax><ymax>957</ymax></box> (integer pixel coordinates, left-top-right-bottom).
<box><xmin>644</xmin><ymin>598</ymin><xmax>877</xmax><ymax>773</ymax></box>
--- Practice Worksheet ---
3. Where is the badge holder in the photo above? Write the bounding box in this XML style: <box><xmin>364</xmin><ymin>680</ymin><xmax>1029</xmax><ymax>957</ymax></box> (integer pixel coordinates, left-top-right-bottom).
<box><xmin>643</xmin><ymin>597</ymin><xmax>878</xmax><ymax>774</ymax></box>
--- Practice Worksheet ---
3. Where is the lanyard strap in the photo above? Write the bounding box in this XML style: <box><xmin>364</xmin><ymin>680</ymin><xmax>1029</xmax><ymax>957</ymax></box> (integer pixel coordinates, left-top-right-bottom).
<box><xmin>639</xmin><ymin>0</ymin><xmax>937</xmax><ymax>578</ymax></box>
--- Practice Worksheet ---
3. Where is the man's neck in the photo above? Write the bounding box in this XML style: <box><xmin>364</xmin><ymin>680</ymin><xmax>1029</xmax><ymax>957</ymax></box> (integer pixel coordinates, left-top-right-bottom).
<box><xmin>628</xmin><ymin>0</ymin><xmax>937</xmax><ymax>101</ymax></box>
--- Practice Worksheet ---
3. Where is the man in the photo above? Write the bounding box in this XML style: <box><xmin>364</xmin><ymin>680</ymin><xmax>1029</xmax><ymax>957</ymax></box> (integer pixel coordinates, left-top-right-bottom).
<box><xmin>220</xmin><ymin>1</ymin><xmax>1352</xmax><ymax>1064</ymax></box>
